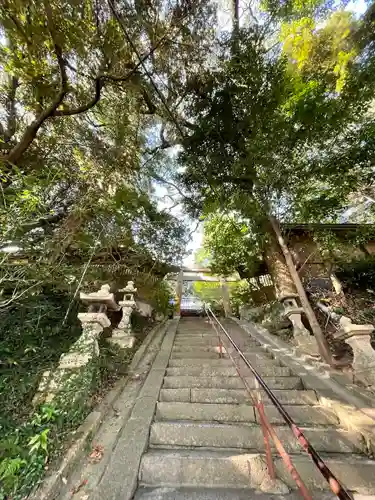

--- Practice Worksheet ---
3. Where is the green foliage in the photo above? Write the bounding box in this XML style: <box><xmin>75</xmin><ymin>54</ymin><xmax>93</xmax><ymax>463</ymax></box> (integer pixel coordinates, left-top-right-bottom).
<box><xmin>150</xmin><ymin>280</ymin><xmax>173</xmax><ymax>314</ymax></box>
<box><xmin>192</xmin><ymin>281</ymin><xmax>222</xmax><ymax>305</ymax></box>
<box><xmin>0</xmin><ymin>291</ymin><xmax>81</xmax><ymax>429</ymax></box>
<box><xmin>336</xmin><ymin>255</ymin><xmax>375</xmax><ymax>291</ymax></box>
<box><xmin>281</xmin><ymin>11</ymin><xmax>358</xmax><ymax>92</ymax></box>
<box><xmin>0</xmin><ymin>403</ymin><xmax>59</xmax><ymax>498</ymax></box>
<box><xmin>201</xmin><ymin>213</ymin><xmax>264</xmax><ymax>278</ymax></box>
<box><xmin>230</xmin><ymin>280</ymin><xmax>256</xmax><ymax>311</ymax></box>
<box><xmin>262</xmin><ymin>0</ymin><xmax>351</xmax><ymax>20</ymax></box>
<box><xmin>179</xmin><ymin>1</ymin><xmax>375</xmax><ymax>244</ymax></box>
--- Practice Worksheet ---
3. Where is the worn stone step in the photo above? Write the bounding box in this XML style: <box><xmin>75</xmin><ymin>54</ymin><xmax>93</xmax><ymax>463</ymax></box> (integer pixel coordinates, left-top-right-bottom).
<box><xmin>155</xmin><ymin>402</ymin><xmax>338</xmax><ymax>426</ymax></box>
<box><xmin>162</xmin><ymin>376</ymin><xmax>301</xmax><ymax>390</ymax></box>
<box><xmin>174</xmin><ymin>338</ymin><xmax>259</xmax><ymax>346</ymax></box>
<box><xmin>168</xmin><ymin>357</ymin><xmax>278</xmax><ymax>368</ymax></box>
<box><xmin>172</xmin><ymin>344</ymin><xmax>260</xmax><ymax>353</ymax></box>
<box><xmin>174</xmin><ymin>339</ymin><xmax>223</xmax><ymax>346</ymax></box>
<box><xmin>166</xmin><ymin>365</ymin><xmax>290</xmax><ymax>377</ymax></box>
<box><xmin>140</xmin><ymin>450</ymin><xmax>375</xmax><ymax>493</ymax></box>
<box><xmin>156</xmin><ymin>402</ymin><xmax>256</xmax><ymax>423</ymax></box>
<box><xmin>134</xmin><ymin>486</ymin><xmax>340</xmax><ymax>500</ymax></box>
<box><xmin>158</xmin><ymin>388</ymin><xmax>317</xmax><ymax>405</ymax></box>
<box><xmin>172</xmin><ymin>346</ymin><xmax>225</xmax><ymax>353</ymax></box>
<box><xmin>262</xmin><ymin>405</ymin><xmax>339</xmax><ymax>425</ymax></box>
<box><xmin>140</xmin><ymin>450</ymin><xmax>276</xmax><ymax>490</ymax></box>
<box><xmin>168</xmin><ymin>359</ymin><xmax>233</xmax><ymax>367</ymax></box>
<box><xmin>173</xmin><ymin>343</ymin><xmax>259</xmax><ymax>351</ymax></box>
<box><xmin>150</xmin><ymin>422</ymin><xmax>363</xmax><ymax>454</ymax></box>
<box><xmin>166</xmin><ymin>366</ymin><xmax>239</xmax><ymax>377</ymax></box>
<box><xmin>170</xmin><ymin>351</ymin><xmax>225</xmax><ymax>360</ymax></box>
<box><xmin>170</xmin><ymin>350</ymin><xmax>272</xmax><ymax>360</ymax></box>
<box><xmin>175</xmin><ymin>334</ymin><xmax>218</xmax><ymax>339</ymax></box>
<box><xmin>163</xmin><ymin>376</ymin><xmax>245</xmax><ymax>390</ymax></box>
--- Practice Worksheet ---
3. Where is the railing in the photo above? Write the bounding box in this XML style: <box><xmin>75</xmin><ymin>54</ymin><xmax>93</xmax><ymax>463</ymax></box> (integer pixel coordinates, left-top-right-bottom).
<box><xmin>204</xmin><ymin>305</ymin><xmax>354</xmax><ymax>500</ymax></box>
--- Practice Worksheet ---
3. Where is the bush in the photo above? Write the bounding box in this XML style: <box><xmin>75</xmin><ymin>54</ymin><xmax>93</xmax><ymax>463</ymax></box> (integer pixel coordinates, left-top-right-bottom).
<box><xmin>336</xmin><ymin>255</ymin><xmax>375</xmax><ymax>291</ymax></box>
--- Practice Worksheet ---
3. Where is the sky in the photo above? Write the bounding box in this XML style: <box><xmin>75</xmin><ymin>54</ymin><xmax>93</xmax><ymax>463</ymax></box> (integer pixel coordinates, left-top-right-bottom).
<box><xmin>162</xmin><ymin>0</ymin><xmax>369</xmax><ymax>269</ymax></box>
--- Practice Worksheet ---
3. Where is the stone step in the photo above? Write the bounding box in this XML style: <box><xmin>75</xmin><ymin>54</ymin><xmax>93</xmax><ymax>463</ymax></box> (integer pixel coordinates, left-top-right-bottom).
<box><xmin>150</xmin><ymin>422</ymin><xmax>362</xmax><ymax>454</ymax></box>
<box><xmin>175</xmin><ymin>330</ymin><xmax>217</xmax><ymax>340</ymax></box>
<box><xmin>158</xmin><ymin>388</ymin><xmax>318</xmax><ymax>405</ymax></box>
<box><xmin>168</xmin><ymin>357</ymin><xmax>278</xmax><ymax>368</ymax></box>
<box><xmin>169</xmin><ymin>359</ymin><xmax>234</xmax><ymax>367</ymax></box>
<box><xmin>170</xmin><ymin>350</ymin><xmax>272</xmax><ymax>360</ymax></box>
<box><xmin>155</xmin><ymin>402</ymin><xmax>338</xmax><ymax>426</ymax></box>
<box><xmin>170</xmin><ymin>352</ymin><xmax>226</xmax><ymax>360</ymax></box>
<box><xmin>262</xmin><ymin>405</ymin><xmax>339</xmax><ymax>425</ymax></box>
<box><xmin>175</xmin><ymin>338</ymin><xmax>263</xmax><ymax>349</ymax></box>
<box><xmin>174</xmin><ymin>338</ymin><xmax>259</xmax><ymax>345</ymax></box>
<box><xmin>166</xmin><ymin>367</ymin><xmax>239</xmax><ymax>377</ymax></box>
<box><xmin>172</xmin><ymin>346</ymin><xmax>225</xmax><ymax>353</ymax></box>
<box><xmin>172</xmin><ymin>345</ymin><xmax>261</xmax><ymax>353</ymax></box>
<box><xmin>166</xmin><ymin>366</ymin><xmax>290</xmax><ymax>377</ymax></box>
<box><xmin>162</xmin><ymin>376</ymin><xmax>302</xmax><ymax>390</ymax></box>
<box><xmin>134</xmin><ymin>486</ymin><xmax>339</xmax><ymax>499</ymax></box>
<box><xmin>156</xmin><ymin>402</ymin><xmax>256</xmax><ymax>423</ymax></box>
<box><xmin>140</xmin><ymin>450</ymin><xmax>375</xmax><ymax>493</ymax></box>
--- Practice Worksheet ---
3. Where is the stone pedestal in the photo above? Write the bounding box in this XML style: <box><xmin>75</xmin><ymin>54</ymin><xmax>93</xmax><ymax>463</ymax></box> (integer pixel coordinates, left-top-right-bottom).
<box><xmin>33</xmin><ymin>311</ymin><xmax>110</xmax><ymax>404</ymax></box>
<box><xmin>281</xmin><ymin>294</ymin><xmax>319</xmax><ymax>357</ymax></box>
<box><xmin>109</xmin><ymin>281</ymin><xmax>137</xmax><ymax>349</ymax></box>
<box><xmin>336</xmin><ymin>317</ymin><xmax>375</xmax><ymax>387</ymax></box>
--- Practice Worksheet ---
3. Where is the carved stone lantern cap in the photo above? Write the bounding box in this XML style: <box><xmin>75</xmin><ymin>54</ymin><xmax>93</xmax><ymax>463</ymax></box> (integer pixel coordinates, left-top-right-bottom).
<box><xmin>80</xmin><ymin>284</ymin><xmax>120</xmax><ymax>311</ymax></box>
<box><xmin>337</xmin><ymin>316</ymin><xmax>374</xmax><ymax>339</ymax></box>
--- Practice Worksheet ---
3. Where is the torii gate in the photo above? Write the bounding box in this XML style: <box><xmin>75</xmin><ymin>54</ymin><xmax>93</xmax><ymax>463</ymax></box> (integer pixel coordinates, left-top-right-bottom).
<box><xmin>170</xmin><ymin>268</ymin><xmax>239</xmax><ymax>317</ymax></box>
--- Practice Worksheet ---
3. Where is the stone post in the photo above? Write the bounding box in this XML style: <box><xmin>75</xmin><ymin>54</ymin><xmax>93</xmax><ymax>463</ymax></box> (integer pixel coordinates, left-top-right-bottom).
<box><xmin>220</xmin><ymin>278</ymin><xmax>231</xmax><ymax>317</ymax></box>
<box><xmin>109</xmin><ymin>281</ymin><xmax>137</xmax><ymax>349</ymax></box>
<box><xmin>336</xmin><ymin>316</ymin><xmax>375</xmax><ymax>387</ymax></box>
<box><xmin>280</xmin><ymin>293</ymin><xmax>319</xmax><ymax>357</ymax></box>
<box><xmin>176</xmin><ymin>270</ymin><xmax>183</xmax><ymax>316</ymax></box>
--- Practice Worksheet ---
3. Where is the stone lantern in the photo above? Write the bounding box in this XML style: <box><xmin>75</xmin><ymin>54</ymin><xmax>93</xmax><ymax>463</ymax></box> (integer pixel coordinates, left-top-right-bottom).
<box><xmin>109</xmin><ymin>281</ymin><xmax>138</xmax><ymax>349</ymax></box>
<box><xmin>335</xmin><ymin>316</ymin><xmax>375</xmax><ymax>387</ymax></box>
<box><xmin>280</xmin><ymin>292</ymin><xmax>319</xmax><ymax>357</ymax></box>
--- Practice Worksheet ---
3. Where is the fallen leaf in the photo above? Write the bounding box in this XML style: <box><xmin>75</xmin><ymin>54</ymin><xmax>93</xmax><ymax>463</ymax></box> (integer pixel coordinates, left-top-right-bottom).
<box><xmin>71</xmin><ymin>479</ymin><xmax>88</xmax><ymax>496</ymax></box>
<box><xmin>88</xmin><ymin>444</ymin><xmax>104</xmax><ymax>463</ymax></box>
<box><xmin>62</xmin><ymin>477</ymin><xmax>68</xmax><ymax>485</ymax></box>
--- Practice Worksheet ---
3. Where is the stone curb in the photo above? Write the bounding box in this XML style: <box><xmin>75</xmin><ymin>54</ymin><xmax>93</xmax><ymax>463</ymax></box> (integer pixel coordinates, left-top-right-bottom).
<box><xmin>231</xmin><ymin>317</ymin><xmax>375</xmax><ymax>452</ymax></box>
<box><xmin>29</xmin><ymin>320</ymin><xmax>168</xmax><ymax>500</ymax></box>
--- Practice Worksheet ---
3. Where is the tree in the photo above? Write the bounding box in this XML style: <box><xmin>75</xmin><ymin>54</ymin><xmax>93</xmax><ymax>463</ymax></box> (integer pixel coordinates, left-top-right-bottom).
<box><xmin>0</xmin><ymin>0</ymin><xmax>217</xmax><ymax>308</ymax></box>
<box><xmin>199</xmin><ymin>213</ymin><xmax>264</xmax><ymax>278</ymax></box>
<box><xmin>177</xmin><ymin>2</ymin><xmax>375</xmax><ymax>362</ymax></box>
<box><xmin>0</xmin><ymin>0</ymin><xmax>215</xmax><ymax>172</ymax></box>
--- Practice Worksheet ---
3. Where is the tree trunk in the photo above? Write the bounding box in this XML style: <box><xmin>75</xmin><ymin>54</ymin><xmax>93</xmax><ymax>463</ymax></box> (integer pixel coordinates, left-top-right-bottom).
<box><xmin>263</xmin><ymin>232</ymin><xmax>297</xmax><ymax>299</ymax></box>
<box><xmin>268</xmin><ymin>215</ymin><xmax>333</xmax><ymax>364</ymax></box>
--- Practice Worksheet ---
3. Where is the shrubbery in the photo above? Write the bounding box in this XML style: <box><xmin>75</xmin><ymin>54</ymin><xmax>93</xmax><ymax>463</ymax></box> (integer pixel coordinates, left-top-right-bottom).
<box><xmin>336</xmin><ymin>255</ymin><xmax>375</xmax><ymax>292</ymax></box>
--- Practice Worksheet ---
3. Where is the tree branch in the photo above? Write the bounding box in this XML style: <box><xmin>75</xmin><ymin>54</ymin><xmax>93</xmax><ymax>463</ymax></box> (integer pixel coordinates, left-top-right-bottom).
<box><xmin>3</xmin><ymin>76</ymin><xmax>19</xmax><ymax>143</ymax></box>
<box><xmin>149</xmin><ymin>169</ymin><xmax>190</xmax><ymax>200</ymax></box>
<box><xmin>3</xmin><ymin>3</ymin><xmax>68</xmax><ymax>166</ymax></box>
<box><xmin>53</xmin><ymin>77</ymin><xmax>104</xmax><ymax>116</ymax></box>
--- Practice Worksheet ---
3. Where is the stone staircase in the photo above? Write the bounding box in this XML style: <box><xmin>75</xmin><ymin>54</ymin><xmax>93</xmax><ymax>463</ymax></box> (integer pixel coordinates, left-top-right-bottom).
<box><xmin>135</xmin><ymin>317</ymin><xmax>375</xmax><ymax>499</ymax></box>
